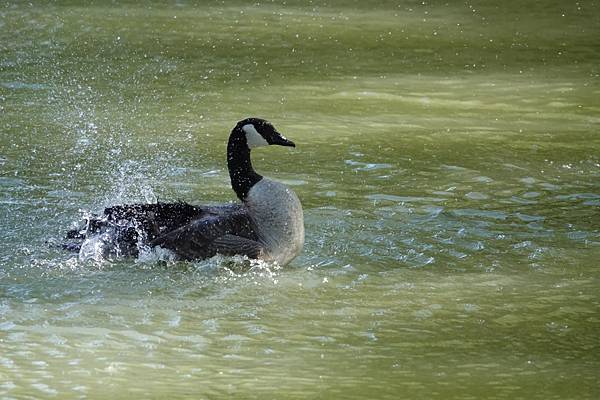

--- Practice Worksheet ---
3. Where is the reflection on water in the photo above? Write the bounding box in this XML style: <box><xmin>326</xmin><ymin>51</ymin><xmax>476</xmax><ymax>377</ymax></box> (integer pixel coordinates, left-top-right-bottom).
<box><xmin>1</xmin><ymin>1</ymin><xmax>599</xmax><ymax>398</ymax></box>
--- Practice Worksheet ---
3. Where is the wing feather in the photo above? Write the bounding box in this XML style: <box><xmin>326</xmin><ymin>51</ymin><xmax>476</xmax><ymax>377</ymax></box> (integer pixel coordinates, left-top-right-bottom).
<box><xmin>209</xmin><ymin>235</ymin><xmax>264</xmax><ymax>258</ymax></box>
<box><xmin>149</xmin><ymin>209</ymin><xmax>258</xmax><ymax>260</ymax></box>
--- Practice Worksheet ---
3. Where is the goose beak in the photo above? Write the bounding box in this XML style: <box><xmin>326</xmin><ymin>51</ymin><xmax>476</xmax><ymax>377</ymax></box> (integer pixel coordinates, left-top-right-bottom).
<box><xmin>271</xmin><ymin>132</ymin><xmax>295</xmax><ymax>147</ymax></box>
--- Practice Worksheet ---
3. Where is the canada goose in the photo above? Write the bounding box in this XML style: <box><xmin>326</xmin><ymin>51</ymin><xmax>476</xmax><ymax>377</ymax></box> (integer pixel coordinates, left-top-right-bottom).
<box><xmin>66</xmin><ymin>118</ymin><xmax>304</xmax><ymax>266</ymax></box>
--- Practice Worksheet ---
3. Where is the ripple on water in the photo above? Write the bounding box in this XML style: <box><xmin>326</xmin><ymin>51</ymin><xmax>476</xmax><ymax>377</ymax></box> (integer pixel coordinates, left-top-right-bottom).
<box><xmin>0</xmin><ymin>81</ymin><xmax>49</xmax><ymax>90</ymax></box>
<box><xmin>522</xmin><ymin>191</ymin><xmax>541</xmax><ymax>198</ymax></box>
<box><xmin>451</xmin><ymin>208</ymin><xmax>507</xmax><ymax>220</ymax></box>
<box><xmin>514</xmin><ymin>213</ymin><xmax>544</xmax><ymax>222</ymax></box>
<box><xmin>508</xmin><ymin>195</ymin><xmax>538</xmax><ymax>205</ymax></box>
<box><xmin>472</xmin><ymin>176</ymin><xmax>494</xmax><ymax>183</ymax></box>
<box><xmin>367</xmin><ymin>194</ymin><xmax>446</xmax><ymax>203</ymax></box>
<box><xmin>315</xmin><ymin>190</ymin><xmax>337</xmax><ymax>198</ymax></box>
<box><xmin>345</xmin><ymin>159</ymin><xmax>393</xmax><ymax>171</ymax></box>
<box><xmin>465</xmin><ymin>192</ymin><xmax>489</xmax><ymax>200</ymax></box>
<box><xmin>0</xmin><ymin>321</ymin><xmax>16</xmax><ymax>330</ymax></box>
<box><xmin>555</xmin><ymin>193</ymin><xmax>599</xmax><ymax>202</ymax></box>
<box><xmin>519</xmin><ymin>177</ymin><xmax>537</xmax><ymax>185</ymax></box>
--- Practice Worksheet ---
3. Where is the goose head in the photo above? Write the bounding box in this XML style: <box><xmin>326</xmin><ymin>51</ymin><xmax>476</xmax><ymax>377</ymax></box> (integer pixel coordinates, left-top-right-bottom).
<box><xmin>235</xmin><ymin>118</ymin><xmax>295</xmax><ymax>149</ymax></box>
<box><xmin>228</xmin><ymin>118</ymin><xmax>295</xmax><ymax>201</ymax></box>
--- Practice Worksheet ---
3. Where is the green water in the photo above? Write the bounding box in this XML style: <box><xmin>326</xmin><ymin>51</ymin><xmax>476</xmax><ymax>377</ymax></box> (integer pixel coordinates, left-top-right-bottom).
<box><xmin>1</xmin><ymin>1</ymin><xmax>599</xmax><ymax>398</ymax></box>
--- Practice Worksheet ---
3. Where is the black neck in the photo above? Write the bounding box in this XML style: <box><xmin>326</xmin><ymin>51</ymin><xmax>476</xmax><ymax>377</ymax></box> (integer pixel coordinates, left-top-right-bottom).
<box><xmin>227</xmin><ymin>126</ymin><xmax>263</xmax><ymax>201</ymax></box>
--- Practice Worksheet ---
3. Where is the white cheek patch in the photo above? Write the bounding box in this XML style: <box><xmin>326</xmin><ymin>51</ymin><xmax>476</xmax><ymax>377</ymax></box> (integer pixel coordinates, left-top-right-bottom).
<box><xmin>242</xmin><ymin>124</ymin><xmax>269</xmax><ymax>148</ymax></box>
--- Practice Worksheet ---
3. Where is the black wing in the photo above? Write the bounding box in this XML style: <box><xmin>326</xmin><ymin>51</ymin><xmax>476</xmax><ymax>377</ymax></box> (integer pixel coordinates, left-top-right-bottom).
<box><xmin>64</xmin><ymin>201</ymin><xmax>246</xmax><ymax>257</ymax></box>
<box><xmin>149</xmin><ymin>208</ymin><xmax>259</xmax><ymax>260</ymax></box>
<box><xmin>102</xmin><ymin>201</ymin><xmax>208</xmax><ymax>240</ymax></box>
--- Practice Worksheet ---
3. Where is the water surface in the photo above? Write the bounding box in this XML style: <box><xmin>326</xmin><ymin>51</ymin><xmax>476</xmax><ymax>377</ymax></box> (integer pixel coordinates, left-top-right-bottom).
<box><xmin>1</xmin><ymin>1</ymin><xmax>599</xmax><ymax>398</ymax></box>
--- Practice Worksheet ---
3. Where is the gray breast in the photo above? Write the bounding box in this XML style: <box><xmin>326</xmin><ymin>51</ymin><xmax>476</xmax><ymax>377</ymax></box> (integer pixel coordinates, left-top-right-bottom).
<box><xmin>245</xmin><ymin>178</ymin><xmax>304</xmax><ymax>265</ymax></box>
